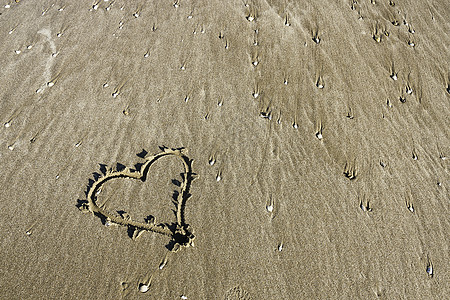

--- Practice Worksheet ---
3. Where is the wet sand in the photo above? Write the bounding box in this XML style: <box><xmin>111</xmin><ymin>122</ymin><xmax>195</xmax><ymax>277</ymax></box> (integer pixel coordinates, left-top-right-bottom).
<box><xmin>0</xmin><ymin>0</ymin><xmax>448</xmax><ymax>299</ymax></box>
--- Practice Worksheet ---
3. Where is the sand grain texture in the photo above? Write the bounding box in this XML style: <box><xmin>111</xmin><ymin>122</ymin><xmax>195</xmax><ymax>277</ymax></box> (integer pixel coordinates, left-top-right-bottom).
<box><xmin>0</xmin><ymin>0</ymin><xmax>448</xmax><ymax>299</ymax></box>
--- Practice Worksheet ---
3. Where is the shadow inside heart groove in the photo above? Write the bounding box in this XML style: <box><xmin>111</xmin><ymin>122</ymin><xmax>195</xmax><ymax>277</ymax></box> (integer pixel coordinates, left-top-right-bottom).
<box><xmin>79</xmin><ymin>147</ymin><xmax>197</xmax><ymax>252</ymax></box>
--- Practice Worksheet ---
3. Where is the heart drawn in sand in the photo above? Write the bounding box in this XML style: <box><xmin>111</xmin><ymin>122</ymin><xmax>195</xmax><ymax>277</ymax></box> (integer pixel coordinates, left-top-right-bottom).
<box><xmin>80</xmin><ymin>147</ymin><xmax>197</xmax><ymax>252</ymax></box>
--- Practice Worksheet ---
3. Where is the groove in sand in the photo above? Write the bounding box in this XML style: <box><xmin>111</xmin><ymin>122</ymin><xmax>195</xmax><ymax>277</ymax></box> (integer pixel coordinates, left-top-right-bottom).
<box><xmin>83</xmin><ymin>147</ymin><xmax>197</xmax><ymax>252</ymax></box>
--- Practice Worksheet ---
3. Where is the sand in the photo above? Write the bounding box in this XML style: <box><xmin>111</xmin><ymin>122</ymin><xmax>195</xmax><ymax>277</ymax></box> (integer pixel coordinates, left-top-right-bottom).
<box><xmin>0</xmin><ymin>0</ymin><xmax>448</xmax><ymax>299</ymax></box>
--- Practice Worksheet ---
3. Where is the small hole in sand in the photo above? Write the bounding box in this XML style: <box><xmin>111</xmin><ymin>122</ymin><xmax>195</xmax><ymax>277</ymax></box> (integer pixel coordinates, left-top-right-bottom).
<box><xmin>359</xmin><ymin>200</ymin><xmax>372</xmax><ymax>212</ymax></box>
<box><xmin>159</xmin><ymin>258</ymin><xmax>167</xmax><ymax>269</ymax></box>
<box><xmin>278</xmin><ymin>243</ymin><xmax>283</xmax><ymax>251</ymax></box>
<box><xmin>407</xmin><ymin>203</ymin><xmax>414</xmax><ymax>213</ymax></box>
<box><xmin>426</xmin><ymin>263</ymin><xmax>433</xmax><ymax>277</ymax></box>
<box><xmin>316</xmin><ymin>79</ymin><xmax>324</xmax><ymax>89</ymax></box>
<box><xmin>406</xmin><ymin>86</ymin><xmax>413</xmax><ymax>95</ymax></box>
<box><xmin>373</xmin><ymin>33</ymin><xmax>381</xmax><ymax>43</ymax></box>
<box><xmin>260</xmin><ymin>111</ymin><xmax>272</xmax><ymax>120</ymax></box>
<box><xmin>285</xmin><ymin>18</ymin><xmax>290</xmax><ymax>26</ymax></box>
<box><xmin>139</xmin><ymin>283</ymin><xmax>149</xmax><ymax>293</ymax></box>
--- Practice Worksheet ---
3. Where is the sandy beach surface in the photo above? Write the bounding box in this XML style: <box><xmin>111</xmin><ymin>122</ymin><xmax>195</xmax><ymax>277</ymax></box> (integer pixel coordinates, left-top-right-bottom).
<box><xmin>0</xmin><ymin>0</ymin><xmax>448</xmax><ymax>299</ymax></box>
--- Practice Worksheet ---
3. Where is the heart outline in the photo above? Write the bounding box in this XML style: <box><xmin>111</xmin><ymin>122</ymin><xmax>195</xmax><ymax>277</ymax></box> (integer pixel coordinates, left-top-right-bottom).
<box><xmin>82</xmin><ymin>147</ymin><xmax>196</xmax><ymax>252</ymax></box>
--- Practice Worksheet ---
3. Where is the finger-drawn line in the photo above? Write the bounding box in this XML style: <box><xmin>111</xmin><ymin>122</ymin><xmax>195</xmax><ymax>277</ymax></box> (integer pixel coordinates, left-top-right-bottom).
<box><xmin>81</xmin><ymin>147</ymin><xmax>197</xmax><ymax>252</ymax></box>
